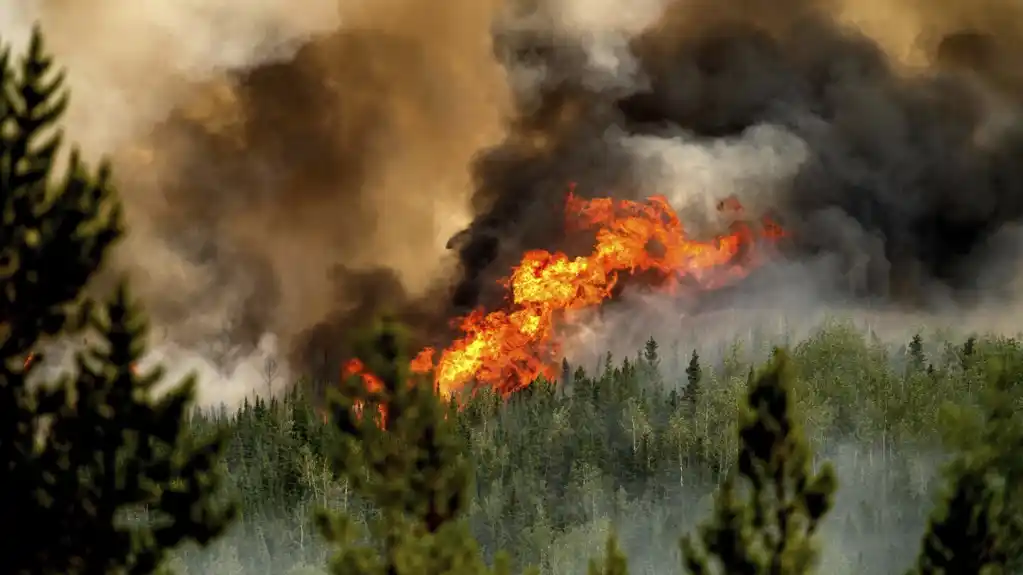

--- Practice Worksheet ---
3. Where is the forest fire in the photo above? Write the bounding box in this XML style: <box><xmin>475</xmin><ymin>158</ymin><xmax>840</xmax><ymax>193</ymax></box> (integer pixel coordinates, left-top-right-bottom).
<box><xmin>343</xmin><ymin>187</ymin><xmax>786</xmax><ymax>404</ymax></box>
<box><xmin>341</xmin><ymin>358</ymin><xmax>389</xmax><ymax>427</ymax></box>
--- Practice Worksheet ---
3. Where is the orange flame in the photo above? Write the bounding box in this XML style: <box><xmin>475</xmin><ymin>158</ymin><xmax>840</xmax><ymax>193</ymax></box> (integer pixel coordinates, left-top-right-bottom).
<box><xmin>338</xmin><ymin>186</ymin><xmax>786</xmax><ymax>408</ymax></box>
<box><xmin>409</xmin><ymin>187</ymin><xmax>785</xmax><ymax>397</ymax></box>
<box><xmin>342</xmin><ymin>358</ymin><xmax>389</xmax><ymax>427</ymax></box>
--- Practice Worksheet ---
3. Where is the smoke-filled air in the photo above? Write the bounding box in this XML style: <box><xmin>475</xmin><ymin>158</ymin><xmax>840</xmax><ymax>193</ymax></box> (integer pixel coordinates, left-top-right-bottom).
<box><xmin>6</xmin><ymin>0</ymin><xmax>1023</xmax><ymax>405</ymax></box>
<box><xmin>13</xmin><ymin>1</ymin><xmax>1023</xmax><ymax>575</ymax></box>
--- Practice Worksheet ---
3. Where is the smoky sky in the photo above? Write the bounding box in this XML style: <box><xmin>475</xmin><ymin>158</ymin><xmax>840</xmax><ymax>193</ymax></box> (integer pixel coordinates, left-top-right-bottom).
<box><xmin>208</xmin><ymin>0</ymin><xmax>1023</xmax><ymax>376</ymax></box>
<box><xmin>15</xmin><ymin>0</ymin><xmax>1023</xmax><ymax>384</ymax></box>
<box><xmin>452</xmin><ymin>0</ymin><xmax>1023</xmax><ymax>323</ymax></box>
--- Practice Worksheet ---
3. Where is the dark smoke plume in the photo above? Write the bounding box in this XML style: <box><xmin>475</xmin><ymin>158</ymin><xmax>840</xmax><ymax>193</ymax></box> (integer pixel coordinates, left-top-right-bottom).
<box><xmin>12</xmin><ymin>0</ymin><xmax>1023</xmax><ymax>401</ymax></box>
<box><xmin>451</xmin><ymin>0</ymin><xmax>1023</xmax><ymax>320</ymax></box>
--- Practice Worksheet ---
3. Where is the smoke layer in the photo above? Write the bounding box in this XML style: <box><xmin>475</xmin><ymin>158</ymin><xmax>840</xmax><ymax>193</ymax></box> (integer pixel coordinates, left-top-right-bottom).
<box><xmin>456</xmin><ymin>0</ymin><xmax>1023</xmax><ymax>317</ymax></box>
<box><xmin>8</xmin><ymin>0</ymin><xmax>1023</xmax><ymax>403</ymax></box>
<box><xmin>2</xmin><ymin>0</ymin><xmax>510</xmax><ymax>402</ymax></box>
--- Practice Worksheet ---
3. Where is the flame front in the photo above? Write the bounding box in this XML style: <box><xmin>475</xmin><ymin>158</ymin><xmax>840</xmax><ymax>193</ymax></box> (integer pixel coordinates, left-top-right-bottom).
<box><xmin>407</xmin><ymin>188</ymin><xmax>785</xmax><ymax>398</ymax></box>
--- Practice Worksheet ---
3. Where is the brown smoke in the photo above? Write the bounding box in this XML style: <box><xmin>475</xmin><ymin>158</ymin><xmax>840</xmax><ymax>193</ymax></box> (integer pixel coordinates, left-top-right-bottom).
<box><xmin>8</xmin><ymin>0</ymin><xmax>1023</xmax><ymax>402</ymax></box>
<box><xmin>7</xmin><ymin>0</ymin><xmax>508</xmax><ymax>352</ymax></box>
<box><xmin>1</xmin><ymin>0</ymin><xmax>511</xmax><ymax>400</ymax></box>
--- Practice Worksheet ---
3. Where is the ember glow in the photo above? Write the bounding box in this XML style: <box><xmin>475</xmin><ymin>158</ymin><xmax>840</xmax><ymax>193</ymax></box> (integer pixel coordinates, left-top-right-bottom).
<box><xmin>404</xmin><ymin>186</ymin><xmax>786</xmax><ymax>398</ymax></box>
<box><xmin>342</xmin><ymin>357</ymin><xmax>388</xmax><ymax>426</ymax></box>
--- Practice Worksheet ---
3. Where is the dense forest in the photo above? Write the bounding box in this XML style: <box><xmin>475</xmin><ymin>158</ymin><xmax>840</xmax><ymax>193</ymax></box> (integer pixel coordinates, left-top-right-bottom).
<box><xmin>4</xmin><ymin>26</ymin><xmax>1023</xmax><ymax>575</ymax></box>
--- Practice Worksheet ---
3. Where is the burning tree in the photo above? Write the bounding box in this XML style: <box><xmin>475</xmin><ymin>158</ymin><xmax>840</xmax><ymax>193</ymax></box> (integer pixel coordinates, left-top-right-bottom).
<box><xmin>317</xmin><ymin>316</ymin><xmax>528</xmax><ymax>575</ymax></box>
<box><xmin>0</xmin><ymin>27</ymin><xmax>235</xmax><ymax>574</ymax></box>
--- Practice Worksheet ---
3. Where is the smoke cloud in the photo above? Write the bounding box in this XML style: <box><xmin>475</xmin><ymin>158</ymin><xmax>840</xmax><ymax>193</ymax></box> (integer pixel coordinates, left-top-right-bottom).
<box><xmin>1</xmin><ymin>0</ymin><xmax>510</xmax><ymax>404</ymax></box>
<box><xmin>460</xmin><ymin>0</ymin><xmax>1023</xmax><ymax>313</ymax></box>
<box><xmin>7</xmin><ymin>0</ymin><xmax>1023</xmax><ymax>404</ymax></box>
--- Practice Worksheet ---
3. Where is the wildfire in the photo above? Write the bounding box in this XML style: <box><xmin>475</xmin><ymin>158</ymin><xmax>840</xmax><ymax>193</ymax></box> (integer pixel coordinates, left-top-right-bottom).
<box><xmin>342</xmin><ymin>358</ymin><xmax>389</xmax><ymax>427</ymax></box>
<box><xmin>403</xmin><ymin>187</ymin><xmax>786</xmax><ymax>398</ymax></box>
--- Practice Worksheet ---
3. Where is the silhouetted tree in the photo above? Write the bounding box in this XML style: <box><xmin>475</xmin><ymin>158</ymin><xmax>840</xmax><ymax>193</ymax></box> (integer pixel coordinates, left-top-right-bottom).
<box><xmin>913</xmin><ymin>364</ymin><xmax>1023</xmax><ymax>574</ymax></box>
<box><xmin>0</xmin><ymin>26</ymin><xmax>235</xmax><ymax>575</ymax></box>
<box><xmin>681</xmin><ymin>350</ymin><xmax>837</xmax><ymax>575</ymax></box>
<box><xmin>961</xmin><ymin>336</ymin><xmax>977</xmax><ymax>371</ymax></box>
<box><xmin>910</xmin><ymin>334</ymin><xmax>926</xmax><ymax>372</ymax></box>
<box><xmin>685</xmin><ymin>350</ymin><xmax>702</xmax><ymax>414</ymax></box>
<box><xmin>316</xmin><ymin>317</ymin><xmax>536</xmax><ymax>575</ymax></box>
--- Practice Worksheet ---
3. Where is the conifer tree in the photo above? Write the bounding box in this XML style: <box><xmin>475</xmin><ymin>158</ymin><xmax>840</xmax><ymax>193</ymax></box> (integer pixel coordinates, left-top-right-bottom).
<box><xmin>643</xmin><ymin>337</ymin><xmax>659</xmax><ymax>366</ymax></box>
<box><xmin>680</xmin><ymin>350</ymin><xmax>836</xmax><ymax>575</ymax></box>
<box><xmin>642</xmin><ymin>336</ymin><xmax>662</xmax><ymax>387</ymax></box>
<box><xmin>316</xmin><ymin>317</ymin><xmax>536</xmax><ymax>575</ymax></box>
<box><xmin>684</xmin><ymin>350</ymin><xmax>702</xmax><ymax>413</ymax></box>
<box><xmin>909</xmin><ymin>334</ymin><xmax>926</xmax><ymax>372</ymax></box>
<box><xmin>0</xmin><ymin>27</ymin><xmax>235</xmax><ymax>574</ymax></box>
<box><xmin>961</xmin><ymin>336</ymin><xmax>977</xmax><ymax>371</ymax></box>
<box><xmin>911</xmin><ymin>365</ymin><xmax>1023</xmax><ymax>574</ymax></box>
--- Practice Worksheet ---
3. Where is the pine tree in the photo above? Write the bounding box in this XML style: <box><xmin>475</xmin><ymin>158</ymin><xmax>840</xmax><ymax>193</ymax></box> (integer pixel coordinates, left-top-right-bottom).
<box><xmin>642</xmin><ymin>336</ymin><xmax>662</xmax><ymax>387</ymax></box>
<box><xmin>0</xmin><ymin>27</ymin><xmax>236</xmax><ymax>574</ymax></box>
<box><xmin>316</xmin><ymin>316</ymin><xmax>536</xmax><ymax>575</ymax></box>
<box><xmin>912</xmin><ymin>454</ymin><xmax>1009</xmax><ymax>575</ymax></box>
<box><xmin>643</xmin><ymin>337</ymin><xmax>659</xmax><ymax>366</ymax></box>
<box><xmin>681</xmin><ymin>350</ymin><xmax>837</xmax><ymax>575</ymax></box>
<box><xmin>684</xmin><ymin>350</ymin><xmax>702</xmax><ymax>414</ymax></box>
<box><xmin>909</xmin><ymin>334</ymin><xmax>926</xmax><ymax>372</ymax></box>
<box><xmin>911</xmin><ymin>365</ymin><xmax>1023</xmax><ymax>575</ymax></box>
<box><xmin>961</xmin><ymin>336</ymin><xmax>977</xmax><ymax>371</ymax></box>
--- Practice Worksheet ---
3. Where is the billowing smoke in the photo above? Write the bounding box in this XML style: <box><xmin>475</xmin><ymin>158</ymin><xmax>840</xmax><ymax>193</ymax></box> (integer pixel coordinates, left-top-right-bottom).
<box><xmin>459</xmin><ymin>0</ymin><xmax>1023</xmax><ymax>317</ymax></box>
<box><xmin>7</xmin><ymin>0</ymin><xmax>1023</xmax><ymax>404</ymax></box>
<box><xmin>1</xmin><ymin>0</ymin><xmax>510</xmax><ymax>403</ymax></box>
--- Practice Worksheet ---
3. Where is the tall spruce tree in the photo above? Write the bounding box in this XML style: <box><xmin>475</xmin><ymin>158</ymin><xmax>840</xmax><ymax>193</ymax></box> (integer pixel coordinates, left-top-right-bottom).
<box><xmin>911</xmin><ymin>363</ymin><xmax>1023</xmax><ymax>575</ymax></box>
<box><xmin>316</xmin><ymin>316</ymin><xmax>536</xmax><ymax>575</ymax></box>
<box><xmin>681</xmin><ymin>350</ymin><xmax>837</xmax><ymax>575</ymax></box>
<box><xmin>909</xmin><ymin>334</ymin><xmax>926</xmax><ymax>372</ymax></box>
<box><xmin>0</xmin><ymin>27</ymin><xmax>235</xmax><ymax>574</ymax></box>
<box><xmin>684</xmin><ymin>349</ymin><xmax>702</xmax><ymax>414</ymax></box>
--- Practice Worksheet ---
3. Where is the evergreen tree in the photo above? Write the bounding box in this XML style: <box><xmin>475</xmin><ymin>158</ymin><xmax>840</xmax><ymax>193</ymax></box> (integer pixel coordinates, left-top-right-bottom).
<box><xmin>909</xmin><ymin>334</ymin><xmax>926</xmax><ymax>372</ymax></box>
<box><xmin>0</xmin><ymin>27</ymin><xmax>235</xmax><ymax>574</ymax></box>
<box><xmin>316</xmin><ymin>317</ymin><xmax>536</xmax><ymax>575</ymax></box>
<box><xmin>685</xmin><ymin>350</ymin><xmax>702</xmax><ymax>413</ymax></box>
<box><xmin>681</xmin><ymin>350</ymin><xmax>837</xmax><ymax>575</ymax></box>
<box><xmin>643</xmin><ymin>337</ymin><xmax>659</xmax><ymax>367</ymax></box>
<box><xmin>912</xmin><ymin>365</ymin><xmax>1023</xmax><ymax>574</ymax></box>
<box><xmin>961</xmin><ymin>336</ymin><xmax>977</xmax><ymax>371</ymax></box>
<box><xmin>642</xmin><ymin>336</ymin><xmax>662</xmax><ymax>387</ymax></box>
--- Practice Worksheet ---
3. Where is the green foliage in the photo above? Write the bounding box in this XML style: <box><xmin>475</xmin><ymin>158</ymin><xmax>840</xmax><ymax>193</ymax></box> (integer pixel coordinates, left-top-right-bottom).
<box><xmin>315</xmin><ymin>317</ymin><xmax>534</xmax><ymax>575</ymax></box>
<box><xmin>588</xmin><ymin>533</ymin><xmax>629</xmax><ymax>575</ymax></box>
<box><xmin>681</xmin><ymin>350</ymin><xmax>837</xmax><ymax>575</ymax></box>
<box><xmin>0</xmin><ymin>27</ymin><xmax>235</xmax><ymax>575</ymax></box>
<box><xmin>174</xmin><ymin>324</ymin><xmax>1023</xmax><ymax>574</ymax></box>
<box><xmin>909</xmin><ymin>334</ymin><xmax>926</xmax><ymax>372</ymax></box>
<box><xmin>912</xmin><ymin>362</ymin><xmax>1023</xmax><ymax>575</ymax></box>
<box><xmin>685</xmin><ymin>349</ymin><xmax>702</xmax><ymax>411</ymax></box>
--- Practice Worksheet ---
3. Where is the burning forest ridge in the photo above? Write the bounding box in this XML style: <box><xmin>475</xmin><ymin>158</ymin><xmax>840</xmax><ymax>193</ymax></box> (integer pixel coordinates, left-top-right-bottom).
<box><xmin>24</xmin><ymin>0</ymin><xmax>1023</xmax><ymax>412</ymax></box>
<box><xmin>344</xmin><ymin>184</ymin><xmax>786</xmax><ymax>400</ymax></box>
